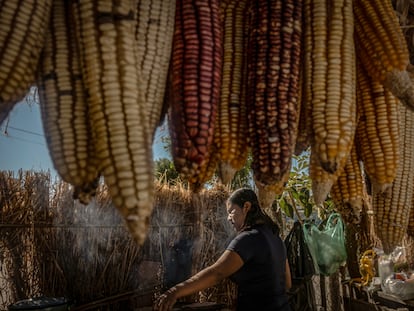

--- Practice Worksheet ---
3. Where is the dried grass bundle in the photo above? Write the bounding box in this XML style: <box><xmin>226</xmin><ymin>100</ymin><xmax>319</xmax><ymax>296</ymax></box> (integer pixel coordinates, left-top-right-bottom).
<box><xmin>0</xmin><ymin>172</ymin><xmax>241</xmax><ymax>310</ymax></box>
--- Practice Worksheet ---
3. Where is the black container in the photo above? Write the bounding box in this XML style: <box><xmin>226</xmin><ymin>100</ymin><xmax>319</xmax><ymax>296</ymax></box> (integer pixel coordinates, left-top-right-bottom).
<box><xmin>8</xmin><ymin>297</ymin><xmax>69</xmax><ymax>311</ymax></box>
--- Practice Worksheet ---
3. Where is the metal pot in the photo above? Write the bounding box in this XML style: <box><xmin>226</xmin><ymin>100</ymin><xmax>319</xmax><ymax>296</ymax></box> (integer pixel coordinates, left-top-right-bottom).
<box><xmin>8</xmin><ymin>297</ymin><xmax>69</xmax><ymax>311</ymax></box>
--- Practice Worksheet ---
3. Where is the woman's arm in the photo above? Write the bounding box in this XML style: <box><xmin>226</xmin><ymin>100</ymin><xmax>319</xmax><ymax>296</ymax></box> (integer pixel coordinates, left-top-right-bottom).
<box><xmin>154</xmin><ymin>250</ymin><xmax>244</xmax><ymax>311</ymax></box>
<box><xmin>285</xmin><ymin>259</ymin><xmax>292</xmax><ymax>290</ymax></box>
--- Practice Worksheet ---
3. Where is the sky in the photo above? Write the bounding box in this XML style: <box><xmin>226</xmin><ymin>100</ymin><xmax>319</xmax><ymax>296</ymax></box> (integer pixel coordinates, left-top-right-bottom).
<box><xmin>0</xmin><ymin>99</ymin><xmax>171</xmax><ymax>179</ymax></box>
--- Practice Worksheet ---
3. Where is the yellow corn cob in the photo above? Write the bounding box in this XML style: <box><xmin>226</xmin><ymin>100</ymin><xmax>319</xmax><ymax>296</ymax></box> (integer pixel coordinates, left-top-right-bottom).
<box><xmin>168</xmin><ymin>0</ymin><xmax>222</xmax><ymax>183</ymax></box>
<box><xmin>355</xmin><ymin>58</ymin><xmax>400</xmax><ymax>193</ymax></box>
<box><xmin>330</xmin><ymin>141</ymin><xmax>373</xmax><ymax>278</ymax></box>
<box><xmin>72</xmin><ymin>0</ymin><xmax>154</xmax><ymax>245</ymax></box>
<box><xmin>256</xmin><ymin>179</ymin><xmax>289</xmax><ymax>211</ymax></box>
<box><xmin>37</xmin><ymin>0</ymin><xmax>101</xmax><ymax>204</ymax></box>
<box><xmin>371</xmin><ymin>102</ymin><xmax>414</xmax><ymax>254</ymax></box>
<box><xmin>0</xmin><ymin>0</ymin><xmax>52</xmax><ymax>124</ymax></box>
<box><xmin>408</xmin><ymin>191</ymin><xmax>414</xmax><ymax>237</ymax></box>
<box><xmin>246</xmin><ymin>0</ymin><xmax>303</xmax><ymax>193</ymax></box>
<box><xmin>354</xmin><ymin>0</ymin><xmax>414</xmax><ymax>110</ymax></box>
<box><xmin>307</xmin><ymin>0</ymin><xmax>357</xmax><ymax>174</ymax></box>
<box><xmin>310</xmin><ymin>149</ymin><xmax>342</xmax><ymax>206</ymax></box>
<box><xmin>135</xmin><ymin>0</ymin><xmax>176</xmax><ymax>137</ymax></box>
<box><xmin>215</xmin><ymin>0</ymin><xmax>249</xmax><ymax>185</ymax></box>
<box><xmin>330</xmin><ymin>141</ymin><xmax>365</xmax><ymax>223</ymax></box>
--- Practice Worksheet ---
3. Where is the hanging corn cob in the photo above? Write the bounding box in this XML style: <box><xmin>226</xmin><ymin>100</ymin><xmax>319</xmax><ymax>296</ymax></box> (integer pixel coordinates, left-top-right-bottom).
<box><xmin>189</xmin><ymin>142</ymin><xmax>220</xmax><ymax>192</ymax></box>
<box><xmin>408</xmin><ymin>190</ymin><xmax>414</xmax><ymax>237</ymax></box>
<box><xmin>310</xmin><ymin>149</ymin><xmax>342</xmax><ymax>206</ymax></box>
<box><xmin>294</xmin><ymin>64</ymin><xmax>311</xmax><ymax>156</ymax></box>
<box><xmin>71</xmin><ymin>0</ymin><xmax>154</xmax><ymax>245</ymax></box>
<box><xmin>168</xmin><ymin>0</ymin><xmax>222</xmax><ymax>183</ymax></box>
<box><xmin>294</xmin><ymin>0</ymin><xmax>312</xmax><ymax>156</ymax></box>
<box><xmin>0</xmin><ymin>0</ymin><xmax>52</xmax><ymax>125</ymax></box>
<box><xmin>215</xmin><ymin>0</ymin><xmax>249</xmax><ymax>185</ymax></box>
<box><xmin>355</xmin><ymin>58</ymin><xmax>400</xmax><ymax>193</ymax></box>
<box><xmin>37</xmin><ymin>0</ymin><xmax>101</xmax><ymax>204</ymax></box>
<box><xmin>256</xmin><ymin>182</ymin><xmax>287</xmax><ymax>211</ymax></box>
<box><xmin>354</xmin><ymin>0</ymin><xmax>414</xmax><ymax>110</ymax></box>
<box><xmin>135</xmin><ymin>0</ymin><xmax>176</xmax><ymax>137</ymax></box>
<box><xmin>330</xmin><ymin>141</ymin><xmax>365</xmax><ymax>224</ymax></box>
<box><xmin>330</xmin><ymin>141</ymin><xmax>372</xmax><ymax>278</ymax></box>
<box><xmin>246</xmin><ymin>0</ymin><xmax>303</xmax><ymax>195</ymax></box>
<box><xmin>371</xmin><ymin>102</ymin><xmax>414</xmax><ymax>254</ymax></box>
<box><xmin>307</xmin><ymin>0</ymin><xmax>357</xmax><ymax>175</ymax></box>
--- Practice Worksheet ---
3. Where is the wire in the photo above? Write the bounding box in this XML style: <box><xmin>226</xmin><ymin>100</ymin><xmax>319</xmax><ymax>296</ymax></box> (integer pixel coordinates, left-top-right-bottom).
<box><xmin>5</xmin><ymin>125</ymin><xmax>44</xmax><ymax>137</ymax></box>
<box><xmin>0</xmin><ymin>132</ymin><xmax>45</xmax><ymax>146</ymax></box>
<box><xmin>0</xmin><ymin>122</ymin><xmax>45</xmax><ymax>146</ymax></box>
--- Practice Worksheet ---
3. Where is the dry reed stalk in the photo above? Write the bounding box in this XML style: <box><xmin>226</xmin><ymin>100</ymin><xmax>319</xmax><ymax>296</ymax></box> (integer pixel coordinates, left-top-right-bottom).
<box><xmin>0</xmin><ymin>170</ymin><xmax>52</xmax><ymax>308</ymax></box>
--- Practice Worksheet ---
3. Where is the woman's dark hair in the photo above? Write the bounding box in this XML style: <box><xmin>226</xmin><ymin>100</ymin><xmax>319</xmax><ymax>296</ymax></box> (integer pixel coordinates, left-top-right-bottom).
<box><xmin>228</xmin><ymin>188</ymin><xmax>280</xmax><ymax>234</ymax></box>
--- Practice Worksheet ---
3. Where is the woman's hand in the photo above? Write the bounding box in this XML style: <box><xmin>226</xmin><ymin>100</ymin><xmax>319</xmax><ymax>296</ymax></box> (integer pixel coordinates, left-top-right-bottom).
<box><xmin>153</xmin><ymin>250</ymin><xmax>242</xmax><ymax>310</ymax></box>
<box><xmin>153</xmin><ymin>287</ymin><xmax>178</xmax><ymax>311</ymax></box>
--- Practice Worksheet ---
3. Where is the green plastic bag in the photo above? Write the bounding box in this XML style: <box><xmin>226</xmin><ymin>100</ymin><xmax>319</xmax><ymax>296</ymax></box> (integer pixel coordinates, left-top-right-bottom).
<box><xmin>302</xmin><ymin>213</ymin><xmax>347</xmax><ymax>276</ymax></box>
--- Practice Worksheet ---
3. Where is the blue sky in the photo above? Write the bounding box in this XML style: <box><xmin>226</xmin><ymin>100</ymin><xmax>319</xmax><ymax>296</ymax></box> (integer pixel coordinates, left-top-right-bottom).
<box><xmin>0</xmin><ymin>101</ymin><xmax>171</xmax><ymax>178</ymax></box>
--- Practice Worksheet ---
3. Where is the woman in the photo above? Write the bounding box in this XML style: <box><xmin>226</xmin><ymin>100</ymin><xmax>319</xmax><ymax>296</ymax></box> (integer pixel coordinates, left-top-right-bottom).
<box><xmin>153</xmin><ymin>188</ymin><xmax>292</xmax><ymax>311</ymax></box>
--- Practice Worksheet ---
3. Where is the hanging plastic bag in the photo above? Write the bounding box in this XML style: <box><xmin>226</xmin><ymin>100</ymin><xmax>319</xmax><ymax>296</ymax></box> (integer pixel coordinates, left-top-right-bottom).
<box><xmin>285</xmin><ymin>221</ymin><xmax>317</xmax><ymax>279</ymax></box>
<box><xmin>302</xmin><ymin>213</ymin><xmax>347</xmax><ymax>276</ymax></box>
<box><xmin>285</xmin><ymin>221</ymin><xmax>317</xmax><ymax>311</ymax></box>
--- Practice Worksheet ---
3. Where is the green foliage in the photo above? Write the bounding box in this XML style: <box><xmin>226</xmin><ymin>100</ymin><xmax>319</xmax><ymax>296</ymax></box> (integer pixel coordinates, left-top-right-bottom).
<box><xmin>274</xmin><ymin>150</ymin><xmax>314</xmax><ymax>219</ymax></box>
<box><xmin>154</xmin><ymin>157</ymin><xmax>183</xmax><ymax>185</ymax></box>
<box><xmin>279</xmin><ymin>196</ymin><xmax>294</xmax><ymax>218</ymax></box>
<box><xmin>277</xmin><ymin>150</ymin><xmax>335</xmax><ymax>220</ymax></box>
<box><xmin>153</xmin><ymin>152</ymin><xmax>254</xmax><ymax>190</ymax></box>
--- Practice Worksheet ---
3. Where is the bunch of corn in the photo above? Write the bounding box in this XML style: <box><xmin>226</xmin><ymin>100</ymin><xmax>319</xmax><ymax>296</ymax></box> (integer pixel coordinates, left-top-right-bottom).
<box><xmin>71</xmin><ymin>0</ymin><xmax>154</xmax><ymax>245</ymax></box>
<box><xmin>37</xmin><ymin>0</ymin><xmax>100</xmax><ymax>204</ymax></box>
<box><xmin>354</xmin><ymin>0</ymin><xmax>414</xmax><ymax>110</ymax></box>
<box><xmin>245</xmin><ymin>0</ymin><xmax>303</xmax><ymax>200</ymax></box>
<box><xmin>355</xmin><ymin>58</ymin><xmax>400</xmax><ymax>193</ymax></box>
<box><xmin>371</xmin><ymin>102</ymin><xmax>414</xmax><ymax>254</ymax></box>
<box><xmin>215</xmin><ymin>0</ymin><xmax>249</xmax><ymax>185</ymax></box>
<box><xmin>0</xmin><ymin>0</ymin><xmax>52</xmax><ymax>124</ymax></box>
<box><xmin>306</xmin><ymin>0</ymin><xmax>357</xmax><ymax>176</ymax></box>
<box><xmin>168</xmin><ymin>0</ymin><xmax>222</xmax><ymax>186</ymax></box>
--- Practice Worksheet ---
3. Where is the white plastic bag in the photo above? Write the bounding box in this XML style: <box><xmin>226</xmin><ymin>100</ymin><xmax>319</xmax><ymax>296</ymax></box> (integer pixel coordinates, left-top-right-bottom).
<box><xmin>383</xmin><ymin>275</ymin><xmax>414</xmax><ymax>300</ymax></box>
<box><xmin>378</xmin><ymin>246</ymin><xmax>414</xmax><ymax>300</ymax></box>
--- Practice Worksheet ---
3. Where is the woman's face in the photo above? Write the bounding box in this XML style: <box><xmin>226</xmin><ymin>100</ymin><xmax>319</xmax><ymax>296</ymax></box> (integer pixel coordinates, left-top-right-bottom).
<box><xmin>226</xmin><ymin>201</ymin><xmax>249</xmax><ymax>232</ymax></box>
